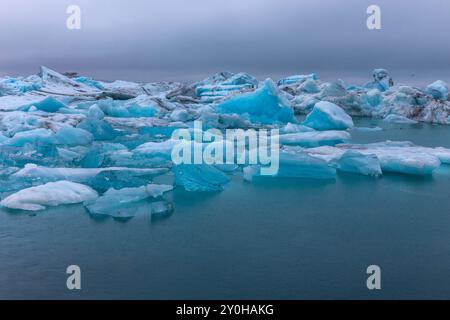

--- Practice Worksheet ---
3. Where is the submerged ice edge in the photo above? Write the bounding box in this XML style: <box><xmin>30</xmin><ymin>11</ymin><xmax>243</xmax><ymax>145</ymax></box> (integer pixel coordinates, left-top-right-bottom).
<box><xmin>0</xmin><ymin>67</ymin><xmax>450</xmax><ymax>216</ymax></box>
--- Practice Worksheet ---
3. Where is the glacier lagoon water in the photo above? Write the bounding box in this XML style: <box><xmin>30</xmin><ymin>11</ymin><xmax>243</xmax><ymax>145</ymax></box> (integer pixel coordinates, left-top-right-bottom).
<box><xmin>1</xmin><ymin>118</ymin><xmax>450</xmax><ymax>299</ymax></box>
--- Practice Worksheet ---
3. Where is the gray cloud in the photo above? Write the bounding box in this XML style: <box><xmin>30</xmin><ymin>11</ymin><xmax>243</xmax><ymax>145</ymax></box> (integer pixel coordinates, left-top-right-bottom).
<box><xmin>1</xmin><ymin>0</ymin><xmax>449</xmax><ymax>83</ymax></box>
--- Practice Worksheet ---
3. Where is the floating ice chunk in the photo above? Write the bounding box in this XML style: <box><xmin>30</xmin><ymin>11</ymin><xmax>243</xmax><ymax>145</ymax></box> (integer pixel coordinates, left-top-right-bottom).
<box><xmin>352</xmin><ymin>126</ymin><xmax>383</xmax><ymax>132</ymax></box>
<box><xmin>97</xmin><ymin>99</ymin><xmax>157</xmax><ymax>118</ymax></box>
<box><xmin>426</xmin><ymin>80</ymin><xmax>449</xmax><ymax>101</ymax></box>
<box><xmin>278</xmin><ymin>151</ymin><xmax>336</xmax><ymax>179</ymax></box>
<box><xmin>277</xmin><ymin>74</ymin><xmax>317</xmax><ymax>86</ymax></box>
<box><xmin>217</xmin><ymin>79</ymin><xmax>295</xmax><ymax>124</ymax></box>
<box><xmin>84</xmin><ymin>184</ymin><xmax>173</xmax><ymax>217</ymax></box>
<box><xmin>340</xmin><ymin>142</ymin><xmax>441</xmax><ymax>175</ymax></box>
<box><xmin>88</xmin><ymin>104</ymin><xmax>105</xmax><ymax>120</ymax></box>
<box><xmin>244</xmin><ymin>150</ymin><xmax>336</xmax><ymax>181</ymax></box>
<box><xmin>279</xmin><ymin>130</ymin><xmax>351</xmax><ymax>147</ymax></box>
<box><xmin>299</xmin><ymin>79</ymin><xmax>320</xmax><ymax>93</ymax></box>
<box><xmin>303</xmin><ymin>101</ymin><xmax>354</xmax><ymax>131</ymax></box>
<box><xmin>12</xmin><ymin>164</ymin><xmax>168</xmax><ymax>183</ymax></box>
<box><xmin>280</xmin><ymin>123</ymin><xmax>315</xmax><ymax>134</ymax></box>
<box><xmin>337</xmin><ymin>150</ymin><xmax>382</xmax><ymax>176</ymax></box>
<box><xmin>383</xmin><ymin>114</ymin><xmax>418</xmax><ymax>124</ymax></box>
<box><xmin>170</xmin><ymin>109</ymin><xmax>190</xmax><ymax>122</ymax></box>
<box><xmin>87</xmin><ymin>170</ymin><xmax>163</xmax><ymax>192</ymax></box>
<box><xmin>21</xmin><ymin>97</ymin><xmax>66</xmax><ymax>113</ymax></box>
<box><xmin>291</xmin><ymin>95</ymin><xmax>320</xmax><ymax>114</ymax></box>
<box><xmin>372</xmin><ymin>150</ymin><xmax>439</xmax><ymax>175</ymax></box>
<box><xmin>39</xmin><ymin>66</ymin><xmax>100</xmax><ymax>95</ymax></box>
<box><xmin>196</xmin><ymin>84</ymin><xmax>254</xmax><ymax>100</ymax></box>
<box><xmin>194</xmin><ymin>72</ymin><xmax>257</xmax><ymax>101</ymax></box>
<box><xmin>365</xmin><ymin>69</ymin><xmax>393</xmax><ymax>92</ymax></box>
<box><xmin>306</xmin><ymin>142</ymin><xmax>443</xmax><ymax>176</ymax></box>
<box><xmin>302</xmin><ymin>146</ymin><xmax>345</xmax><ymax>163</ymax></box>
<box><xmin>320</xmin><ymin>81</ymin><xmax>348</xmax><ymax>98</ymax></box>
<box><xmin>77</xmin><ymin>115</ymin><xmax>119</xmax><ymax>140</ymax></box>
<box><xmin>221</xmin><ymin>73</ymin><xmax>258</xmax><ymax>86</ymax></box>
<box><xmin>0</xmin><ymin>77</ymin><xmax>42</xmax><ymax>94</ymax></box>
<box><xmin>364</xmin><ymin>89</ymin><xmax>383</xmax><ymax>107</ymax></box>
<box><xmin>54</xmin><ymin>127</ymin><xmax>93</xmax><ymax>146</ymax></box>
<box><xmin>173</xmin><ymin>164</ymin><xmax>230</xmax><ymax>192</ymax></box>
<box><xmin>4</xmin><ymin>128</ymin><xmax>56</xmax><ymax>147</ymax></box>
<box><xmin>376</xmin><ymin>142</ymin><xmax>450</xmax><ymax>165</ymax></box>
<box><xmin>0</xmin><ymin>181</ymin><xmax>98</xmax><ymax>211</ymax></box>
<box><xmin>134</xmin><ymin>139</ymin><xmax>180</xmax><ymax>158</ymax></box>
<box><xmin>73</xmin><ymin>77</ymin><xmax>104</xmax><ymax>90</ymax></box>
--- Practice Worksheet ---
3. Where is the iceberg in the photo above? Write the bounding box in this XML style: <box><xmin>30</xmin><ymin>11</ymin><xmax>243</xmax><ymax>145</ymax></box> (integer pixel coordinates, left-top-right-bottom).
<box><xmin>133</xmin><ymin>139</ymin><xmax>180</xmax><ymax>159</ymax></box>
<box><xmin>280</xmin><ymin>123</ymin><xmax>315</xmax><ymax>134</ymax></box>
<box><xmin>84</xmin><ymin>184</ymin><xmax>173</xmax><ymax>217</ymax></box>
<box><xmin>12</xmin><ymin>164</ymin><xmax>168</xmax><ymax>184</ymax></box>
<box><xmin>279</xmin><ymin>130</ymin><xmax>351</xmax><ymax>147</ymax></box>
<box><xmin>364</xmin><ymin>89</ymin><xmax>383</xmax><ymax>108</ymax></box>
<box><xmin>337</xmin><ymin>150</ymin><xmax>382</xmax><ymax>177</ymax></box>
<box><xmin>277</xmin><ymin>151</ymin><xmax>336</xmax><ymax>179</ymax></box>
<box><xmin>217</xmin><ymin>79</ymin><xmax>295</xmax><ymax>124</ymax></box>
<box><xmin>4</xmin><ymin>128</ymin><xmax>56</xmax><ymax>147</ymax></box>
<box><xmin>87</xmin><ymin>170</ymin><xmax>164</xmax><ymax>193</ymax></box>
<box><xmin>244</xmin><ymin>150</ymin><xmax>336</xmax><ymax>181</ymax></box>
<box><xmin>73</xmin><ymin>76</ymin><xmax>104</xmax><ymax>90</ymax></box>
<box><xmin>299</xmin><ymin>79</ymin><xmax>320</xmax><ymax>93</ymax></box>
<box><xmin>365</xmin><ymin>69</ymin><xmax>393</xmax><ymax>92</ymax></box>
<box><xmin>20</xmin><ymin>97</ymin><xmax>66</xmax><ymax>113</ymax></box>
<box><xmin>303</xmin><ymin>101</ymin><xmax>354</xmax><ymax>131</ymax></box>
<box><xmin>426</xmin><ymin>80</ymin><xmax>449</xmax><ymax>101</ymax></box>
<box><xmin>277</xmin><ymin>74</ymin><xmax>317</xmax><ymax>86</ymax></box>
<box><xmin>194</xmin><ymin>72</ymin><xmax>258</xmax><ymax>102</ymax></box>
<box><xmin>77</xmin><ymin>107</ymin><xmax>120</xmax><ymax>140</ymax></box>
<box><xmin>306</xmin><ymin>141</ymin><xmax>450</xmax><ymax>176</ymax></box>
<box><xmin>96</xmin><ymin>99</ymin><xmax>157</xmax><ymax>118</ymax></box>
<box><xmin>319</xmin><ymin>142</ymin><xmax>441</xmax><ymax>176</ymax></box>
<box><xmin>0</xmin><ymin>76</ymin><xmax>42</xmax><ymax>94</ymax></box>
<box><xmin>173</xmin><ymin>164</ymin><xmax>230</xmax><ymax>192</ymax></box>
<box><xmin>54</xmin><ymin>127</ymin><xmax>93</xmax><ymax>146</ymax></box>
<box><xmin>0</xmin><ymin>181</ymin><xmax>98</xmax><ymax>211</ymax></box>
<box><xmin>383</xmin><ymin>114</ymin><xmax>418</xmax><ymax>124</ymax></box>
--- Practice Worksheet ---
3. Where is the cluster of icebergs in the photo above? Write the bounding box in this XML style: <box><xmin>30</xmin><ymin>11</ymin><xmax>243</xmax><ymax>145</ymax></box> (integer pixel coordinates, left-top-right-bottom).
<box><xmin>0</xmin><ymin>67</ymin><xmax>449</xmax><ymax>217</ymax></box>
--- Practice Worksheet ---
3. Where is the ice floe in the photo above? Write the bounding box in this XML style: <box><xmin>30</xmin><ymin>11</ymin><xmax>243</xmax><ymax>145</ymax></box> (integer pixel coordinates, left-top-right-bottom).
<box><xmin>1</xmin><ymin>66</ymin><xmax>450</xmax><ymax>217</ymax></box>
<box><xmin>303</xmin><ymin>101</ymin><xmax>354</xmax><ymax>131</ymax></box>
<box><xmin>0</xmin><ymin>181</ymin><xmax>98</xmax><ymax>211</ymax></box>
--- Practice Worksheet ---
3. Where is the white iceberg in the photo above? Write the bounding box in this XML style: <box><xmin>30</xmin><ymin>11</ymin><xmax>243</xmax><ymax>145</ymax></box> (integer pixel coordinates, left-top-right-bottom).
<box><xmin>279</xmin><ymin>130</ymin><xmax>351</xmax><ymax>147</ymax></box>
<box><xmin>12</xmin><ymin>164</ymin><xmax>168</xmax><ymax>183</ymax></box>
<box><xmin>303</xmin><ymin>101</ymin><xmax>354</xmax><ymax>131</ymax></box>
<box><xmin>0</xmin><ymin>181</ymin><xmax>98</xmax><ymax>211</ymax></box>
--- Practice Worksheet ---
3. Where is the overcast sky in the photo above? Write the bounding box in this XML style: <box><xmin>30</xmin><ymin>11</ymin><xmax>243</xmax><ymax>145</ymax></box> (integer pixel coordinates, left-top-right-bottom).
<box><xmin>1</xmin><ymin>0</ymin><xmax>449</xmax><ymax>83</ymax></box>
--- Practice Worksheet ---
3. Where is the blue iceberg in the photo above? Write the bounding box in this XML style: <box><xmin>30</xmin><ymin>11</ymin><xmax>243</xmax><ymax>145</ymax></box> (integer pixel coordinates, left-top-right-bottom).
<box><xmin>173</xmin><ymin>164</ymin><xmax>230</xmax><ymax>192</ymax></box>
<box><xmin>217</xmin><ymin>79</ymin><xmax>295</xmax><ymax>124</ymax></box>
<box><xmin>426</xmin><ymin>80</ymin><xmax>449</xmax><ymax>101</ymax></box>
<box><xmin>337</xmin><ymin>150</ymin><xmax>382</xmax><ymax>177</ymax></box>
